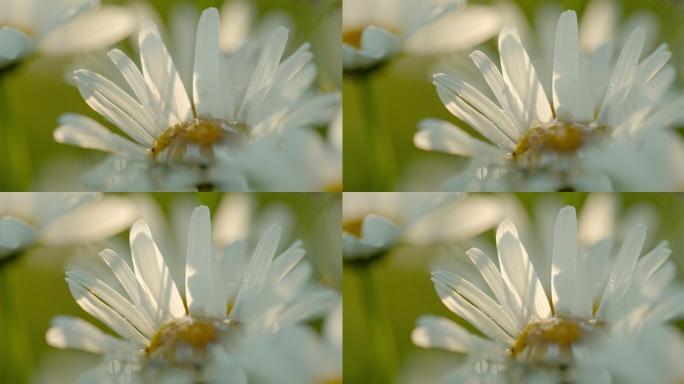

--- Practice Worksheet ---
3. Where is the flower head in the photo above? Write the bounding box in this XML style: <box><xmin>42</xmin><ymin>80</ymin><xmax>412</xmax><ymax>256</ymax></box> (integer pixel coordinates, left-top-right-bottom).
<box><xmin>343</xmin><ymin>192</ymin><xmax>507</xmax><ymax>260</ymax></box>
<box><xmin>415</xmin><ymin>10</ymin><xmax>684</xmax><ymax>191</ymax></box>
<box><xmin>342</xmin><ymin>0</ymin><xmax>501</xmax><ymax>72</ymax></box>
<box><xmin>55</xmin><ymin>7</ymin><xmax>340</xmax><ymax>191</ymax></box>
<box><xmin>47</xmin><ymin>205</ymin><xmax>337</xmax><ymax>382</ymax></box>
<box><xmin>0</xmin><ymin>192</ymin><xmax>136</xmax><ymax>260</ymax></box>
<box><xmin>413</xmin><ymin>206</ymin><xmax>684</xmax><ymax>381</ymax></box>
<box><xmin>0</xmin><ymin>0</ymin><xmax>135</xmax><ymax>69</ymax></box>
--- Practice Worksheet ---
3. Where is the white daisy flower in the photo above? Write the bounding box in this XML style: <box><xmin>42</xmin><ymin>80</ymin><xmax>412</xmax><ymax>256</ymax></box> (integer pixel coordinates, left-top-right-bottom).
<box><xmin>413</xmin><ymin>206</ymin><xmax>684</xmax><ymax>382</ymax></box>
<box><xmin>0</xmin><ymin>0</ymin><xmax>135</xmax><ymax>70</ymax></box>
<box><xmin>0</xmin><ymin>192</ymin><xmax>137</xmax><ymax>260</ymax></box>
<box><xmin>342</xmin><ymin>0</ymin><xmax>502</xmax><ymax>72</ymax></box>
<box><xmin>54</xmin><ymin>7</ymin><xmax>340</xmax><ymax>191</ymax></box>
<box><xmin>47</xmin><ymin>205</ymin><xmax>338</xmax><ymax>382</ymax></box>
<box><xmin>415</xmin><ymin>10</ymin><xmax>684</xmax><ymax>191</ymax></box>
<box><xmin>343</xmin><ymin>192</ymin><xmax>507</xmax><ymax>260</ymax></box>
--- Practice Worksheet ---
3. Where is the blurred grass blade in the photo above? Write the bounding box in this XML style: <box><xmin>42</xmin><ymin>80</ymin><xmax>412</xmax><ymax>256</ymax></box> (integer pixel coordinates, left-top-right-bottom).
<box><xmin>0</xmin><ymin>74</ymin><xmax>32</xmax><ymax>191</ymax></box>
<box><xmin>0</xmin><ymin>264</ymin><xmax>33</xmax><ymax>383</ymax></box>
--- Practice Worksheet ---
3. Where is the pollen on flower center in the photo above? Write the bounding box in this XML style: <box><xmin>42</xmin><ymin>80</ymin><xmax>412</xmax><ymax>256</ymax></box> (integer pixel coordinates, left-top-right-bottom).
<box><xmin>151</xmin><ymin>118</ymin><xmax>249</xmax><ymax>164</ymax></box>
<box><xmin>145</xmin><ymin>318</ymin><xmax>222</xmax><ymax>369</ymax></box>
<box><xmin>511</xmin><ymin>317</ymin><xmax>601</xmax><ymax>363</ymax></box>
<box><xmin>511</xmin><ymin>123</ymin><xmax>607</xmax><ymax>169</ymax></box>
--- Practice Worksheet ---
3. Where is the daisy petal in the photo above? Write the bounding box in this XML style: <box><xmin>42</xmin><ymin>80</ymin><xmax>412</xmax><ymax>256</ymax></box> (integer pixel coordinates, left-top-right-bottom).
<box><xmin>193</xmin><ymin>8</ymin><xmax>220</xmax><ymax>117</ymax></box>
<box><xmin>186</xmin><ymin>206</ymin><xmax>212</xmax><ymax>315</ymax></box>
<box><xmin>496</xmin><ymin>219</ymin><xmax>551</xmax><ymax>323</ymax></box>
<box><xmin>498</xmin><ymin>26</ymin><xmax>552</xmax><ymax>126</ymax></box>
<box><xmin>139</xmin><ymin>22</ymin><xmax>192</xmax><ymax>127</ymax></box>
<box><xmin>130</xmin><ymin>219</ymin><xmax>185</xmax><ymax>323</ymax></box>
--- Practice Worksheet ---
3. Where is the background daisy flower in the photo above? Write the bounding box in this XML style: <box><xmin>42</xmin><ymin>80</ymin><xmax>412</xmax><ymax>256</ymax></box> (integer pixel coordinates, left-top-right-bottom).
<box><xmin>0</xmin><ymin>192</ymin><xmax>137</xmax><ymax>261</ymax></box>
<box><xmin>342</xmin><ymin>0</ymin><xmax>502</xmax><ymax>73</ymax></box>
<box><xmin>0</xmin><ymin>0</ymin><xmax>135</xmax><ymax>70</ymax></box>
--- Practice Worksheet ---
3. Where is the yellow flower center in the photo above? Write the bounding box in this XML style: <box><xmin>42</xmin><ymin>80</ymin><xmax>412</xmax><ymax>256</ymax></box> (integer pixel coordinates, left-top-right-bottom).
<box><xmin>151</xmin><ymin>118</ymin><xmax>249</xmax><ymax>164</ymax></box>
<box><xmin>145</xmin><ymin>318</ymin><xmax>222</xmax><ymax>369</ymax></box>
<box><xmin>343</xmin><ymin>25</ymin><xmax>399</xmax><ymax>49</ymax></box>
<box><xmin>343</xmin><ymin>219</ymin><xmax>363</xmax><ymax>237</ymax></box>
<box><xmin>511</xmin><ymin>123</ymin><xmax>607</xmax><ymax>169</ymax></box>
<box><xmin>511</xmin><ymin>317</ymin><xmax>602</xmax><ymax>364</ymax></box>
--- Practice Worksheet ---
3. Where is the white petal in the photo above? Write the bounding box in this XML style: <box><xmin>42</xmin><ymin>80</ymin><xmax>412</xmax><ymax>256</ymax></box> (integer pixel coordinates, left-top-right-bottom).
<box><xmin>414</xmin><ymin>119</ymin><xmax>476</xmax><ymax>156</ymax></box>
<box><xmin>360</xmin><ymin>214</ymin><xmax>401</xmax><ymax>248</ymax></box>
<box><xmin>0</xmin><ymin>27</ymin><xmax>34</xmax><ymax>64</ymax></box>
<box><xmin>54</xmin><ymin>113</ymin><xmax>146</xmax><ymax>155</ymax></box>
<box><xmin>46</xmin><ymin>316</ymin><xmax>135</xmax><ymax>354</ymax></box>
<box><xmin>470</xmin><ymin>50</ymin><xmax>525</xmax><ymax>130</ymax></box>
<box><xmin>496</xmin><ymin>219</ymin><xmax>551</xmax><ymax>322</ymax></box>
<box><xmin>634</xmin><ymin>241</ymin><xmax>671</xmax><ymax>284</ymax></box>
<box><xmin>412</xmin><ymin>315</ymin><xmax>495</xmax><ymax>353</ymax></box>
<box><xmin>551</xmin><ymin>206</ymin><xmax>583</xmax><ymax>316</ymax></box>
<box><xmin>599</xmin><ymin>29</ymin><xmax>645</xmax><ymax>121</ymax></box>
<box><xmin>240</xmin><ymin>27</ymin><xmax>289</xmax><ymax>118</ymax></box>
<box><xmin>193</xmin><ymin>8</ymin><xmax>220</xmax><ymax>117</ymax></box>
<box><xmin>231</xmin><ymin>225</ymin><xmax>281</xmax><ymax>321</ymax></box>
<box><xmin>467</xmin><ymin>247</ymin><xmax>521</xmax><ymax>320</ymax></box>
<box><xmin>138</xmin><ymin>22</ymin><xmax>192</xmax><ymax>127</ymax></box>
<box><xmin>0</xmin><ymin>217</ymin><xmax>35</xmax><ymax>255</ymax></box>
<box><xmin>406</xmin><ymin>5</ymin><xmax>502</xmax><ymax>54</ymax></box>
<box><xmin>185</xmin><ymin>206</ymin><xmax>212</xmax><ymax>315</ymax></box>
<box><xmin>498</xmin><ymin>26</ymin><xmax>553</xmax><ymax>126</ymax></box>
<box><xmin>66</xmin><ymin>271</ymin><xmax>155</xmax><ymax>337</ymax></box>
<box><xmin>269</xmin><ymin>241</ymin><xmax>305</xmax><ymax>284</ymax></box>
<box><xmin>40</xmin><ymin>196</ymin><xmax>138</xmax><ymax>246</ymax></box>
<box><xmin>276</xmin><ymin>289</ymin><xmax>338</xmax><ymax>328</ymax></box>
<box><xmin>597</xmin><ymin>225</ymin><xmax>646</xmax><ymax>320</ymax></box>
<box><xmin>39</xmin><ymin>6</ymin><xmax>135</xmax><ymax>55</ymax></box>
<box><xmin>553</xmin><ymin>11</ymin><xmax>592</xmax><ymax>122</ymax></box>
<box><xmin>107</xmin><ymin>49</ymin><xmax>166</xmax><ymax>130</ymax></box>
<box><xmin>130</xmin><ymin>219</ymin><xmax>185</xmax><ymax>324</ymax></box>
<box><xmin>433</xmin><ymin>270</ymin><xmax>519</xmax><ymax>336</ymax></box>
<box><xmin>99</xmin><ymin>249</ymin><xmax>141</xmax><ymax>309</ymax></box>
<box><xmin>435</xmin><ymin>280</ymin><xmax>514</xmax><ymax>344</ymax></box>
<box><xmin>435</xmin><ymin>73</ymin><xmax>521</xmax><ymax>142</ymax></box>
<box><xmin>435</xmin><ymin>80</ymin><xmax>516</xmax><ymax>150</ymax></box>
<box><xmin>67</xmin><ymin>281</ymin><xmax>148</xmax><ymax>346</ymax></box>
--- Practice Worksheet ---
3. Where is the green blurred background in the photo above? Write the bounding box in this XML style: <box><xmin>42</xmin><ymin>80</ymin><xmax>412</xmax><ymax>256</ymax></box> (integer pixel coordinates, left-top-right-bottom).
<box><xmin>343</xmin><ymin>0</ymin><xmax>684</xmax><ymax>191</ymax></box>
<box><xmin>343</xmin><ymin>193</ymin><xmax>684</xmax><ymax>383</ymax></box>
<box><xmin>0</xmin><ymin>0</ymin><xmax>341</xmax><ymax>191</ymax></box>
<box><xmin>0</xmin><ymin>192</ymin><xmax>341</xmax><ymax>383</ymax></box>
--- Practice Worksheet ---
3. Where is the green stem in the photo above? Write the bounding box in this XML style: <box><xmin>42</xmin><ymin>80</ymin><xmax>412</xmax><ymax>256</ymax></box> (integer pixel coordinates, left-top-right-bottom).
<box><xmin>0</xmin><ymin>264</ymin><xmax>32</xmax><ymax>383</ymax></box>
<box><xmin>0</xmin><ymin>75</ymin><xmax>32</xmax><ymax>190</ymax></box>
<box><xmin>357</xmin><ymin>74</ymin><xmax>397</xmax><ymax>191</ymax></box>
<box><xmin>356</xmin><ymin>261</ymin><xmax>399</xmax><ymax>383</ymax></box>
